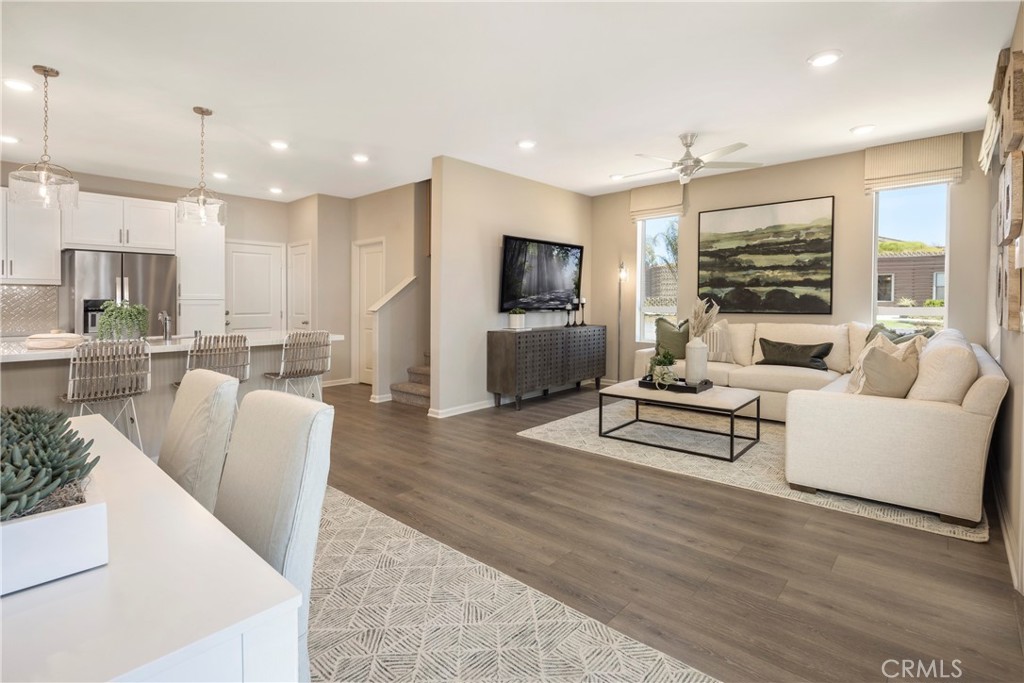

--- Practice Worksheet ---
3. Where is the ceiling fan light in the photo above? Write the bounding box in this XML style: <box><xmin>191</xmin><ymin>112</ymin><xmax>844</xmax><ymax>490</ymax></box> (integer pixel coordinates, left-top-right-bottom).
<box><xmin>850</xmin><ymin>124</ymin><xmax>876</xmax><ymax>135</ymax></box>
<box><xmin>8</xmin><ymin>65</ymin><xmax>78</xmax><ymax>210</ymax></box>
<box><xmin>609</xmin><ymin>174</ymin><xmax>624</xmax><ymax>180</ymax></box>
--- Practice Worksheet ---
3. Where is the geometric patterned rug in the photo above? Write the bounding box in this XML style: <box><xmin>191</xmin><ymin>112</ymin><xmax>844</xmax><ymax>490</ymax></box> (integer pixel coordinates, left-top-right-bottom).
<box><xmin>309</xmin><ymin>486</ymin><xmax>718</xmax><ymax>682</ymax></box>
<box><xmin>517</xmin><ymin>401</ymin><xmax>989</xmax><ymax>543</ymax></box>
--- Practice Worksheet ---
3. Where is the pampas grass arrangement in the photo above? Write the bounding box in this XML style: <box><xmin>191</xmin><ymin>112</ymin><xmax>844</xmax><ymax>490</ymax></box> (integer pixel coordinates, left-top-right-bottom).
<box><xmin>689</xmin><ymin>297</ymin><xmax>720</xmax><ymax>339</ymax></box>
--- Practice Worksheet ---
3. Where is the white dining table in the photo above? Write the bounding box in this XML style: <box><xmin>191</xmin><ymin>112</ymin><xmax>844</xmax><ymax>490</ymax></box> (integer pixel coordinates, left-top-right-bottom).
<box><xmin>1</xmin><ymin>414</ymin><xmax>301</xmax><ymax>682</ymax></box>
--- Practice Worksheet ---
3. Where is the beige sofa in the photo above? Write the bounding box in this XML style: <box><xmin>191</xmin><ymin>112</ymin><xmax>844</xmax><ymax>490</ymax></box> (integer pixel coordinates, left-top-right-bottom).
<box><xmin>634</xmin><ymin>323</ymin><xmax>1008</xmax><ymax>525</ymax></box>
<box><xmin>634</xmin><ymin>321</ymin><xmax>872</xmax><ymax>421</ymax></box>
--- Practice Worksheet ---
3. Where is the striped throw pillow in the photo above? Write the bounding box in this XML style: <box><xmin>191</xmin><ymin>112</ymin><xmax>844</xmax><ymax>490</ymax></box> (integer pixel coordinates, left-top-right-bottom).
<box><xmin>704</xmin><ymin>320</ymin><xmax>734</xmax><ymax>363</ymax></box>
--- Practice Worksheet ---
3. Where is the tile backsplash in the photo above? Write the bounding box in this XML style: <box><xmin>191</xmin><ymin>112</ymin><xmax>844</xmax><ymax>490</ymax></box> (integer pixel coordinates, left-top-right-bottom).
<box><xmin>0</xmin><ymin>285</ymin><xmax>59</xmax><ymax>337</ymax></box>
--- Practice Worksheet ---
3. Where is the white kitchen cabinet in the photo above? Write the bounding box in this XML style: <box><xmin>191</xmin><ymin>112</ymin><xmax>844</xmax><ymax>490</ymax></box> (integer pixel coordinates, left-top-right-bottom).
<box><xmin>178</xmin><ymin>299</ymin><xmax>226</xmax><ymax>337</ymax></box>
<box><xmin>62</xmin><ymin>191</ymin><xmax>175</xmax><ymax>253</ymax></box>
<box><xmin>1</xmin><ymin>188</ymin><xmax>62</xmax><ymax>285</ymax></box>
<box><xmin>176</xmin><ymin>219</ymin><xmax>225</xmax><ymax>299</ymax></box>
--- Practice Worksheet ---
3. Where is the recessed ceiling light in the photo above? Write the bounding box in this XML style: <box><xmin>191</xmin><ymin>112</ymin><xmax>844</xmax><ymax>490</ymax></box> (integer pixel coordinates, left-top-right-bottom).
<box><xmin>3</xmin><ymin>79</ymin><xmax>33</xmax><ymax>92</ymax></box>
<box><xmin>0</xmin><ymin>135</ymin><xmax>19</xmax><ymax>144</ymax></box>
<box><xmin>352</xmin><ymin>153</ymin><xmax>369</xmax><ymax>163</ymax></box>
<box><xmin>517</xmin><ymin>140</ymin><xmax>537</xmax><ymax>150</ymax></box>
<box><xmin>850</xmin><ymin>124</ymin><xmax>876</xmax><ymax>135</ymax></box>
<box><xmin>269</xmin><ymin>187</ymin><xmax>283</xmax><ymax>194</ymax></box>
<box><xmin>212</xmin><ymin>171</ymin><xmax>228</xmax><ymax>180</ymax></box>
<box><xmin>807</xmin><ymin>50</ymin><xmax>843</xmax><ymax>68</ymax></box>
<box><xmin>269</xmin><ymin>140</ymin><xmax>289</xmax><ymax>151</ymax></box>
<box><xmin>609</xmin><ymin>174</ymin><xmax>625</xmax><ymax>181</ymax></box>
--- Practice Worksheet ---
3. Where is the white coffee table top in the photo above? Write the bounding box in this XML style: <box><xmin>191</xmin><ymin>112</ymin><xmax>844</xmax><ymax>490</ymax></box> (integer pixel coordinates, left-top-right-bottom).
<box><xmin>600</xmin><ymin>379</ymin><xmax>758</xmax><ymax>412</ymax></box>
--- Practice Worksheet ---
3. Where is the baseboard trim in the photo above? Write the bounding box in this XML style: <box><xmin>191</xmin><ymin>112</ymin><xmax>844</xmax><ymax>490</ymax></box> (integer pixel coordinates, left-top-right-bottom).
<box><xmin>995</xmin><ymin>477</ymin><xmax>1021</xmax><ymax>593</ymax></box>
<box><xmin>370</xmin><ymin>393</ymin><xmax>392</xmax><ymax>404</ymax></box>
<box><xmin>428</xmin><ymin>399</ymin><xmax>493</xmax><ymax>419</ymax></box>
<box><xmin>323</xmin><ymin>378</ymin><xmax>357</xmax><ymax>387</ymax></box>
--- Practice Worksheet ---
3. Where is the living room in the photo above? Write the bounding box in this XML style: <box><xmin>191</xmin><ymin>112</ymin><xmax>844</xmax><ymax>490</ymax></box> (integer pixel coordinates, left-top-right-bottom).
<box><xmin>3</xmin><ymin>2</ymin><xmax>1024</xmax><ymax>681</ymax></box>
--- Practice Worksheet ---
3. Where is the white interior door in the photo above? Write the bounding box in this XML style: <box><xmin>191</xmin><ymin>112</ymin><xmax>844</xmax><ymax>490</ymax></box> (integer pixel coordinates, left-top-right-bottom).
<box><xmin>225</xmin><ymin>241</ymin><xmax>284</xmax><ymax>333</ymax></box>
<box><xmin>287</xmin><ymin>242</ymin><xmax>312</xmax><ymax>331</ymax></box>
<box><xmin>356</xmin><ymin>241</ymin><xmax>385</xmax><ymax>385</ymax></box>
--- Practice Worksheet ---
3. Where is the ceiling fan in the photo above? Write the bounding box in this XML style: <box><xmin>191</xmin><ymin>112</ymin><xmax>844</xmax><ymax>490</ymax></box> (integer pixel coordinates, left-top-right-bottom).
<box><xmin>620</xmin><ymin>133</ymin><xmax>764</xmax><ymax>184</ymax></box>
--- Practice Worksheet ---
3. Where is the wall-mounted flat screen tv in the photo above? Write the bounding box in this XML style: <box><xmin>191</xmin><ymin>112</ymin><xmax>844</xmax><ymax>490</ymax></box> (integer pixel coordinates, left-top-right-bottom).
<box><xmin>499</xmin><ymin>235</ymin><xmax>583</xmax><ymax>311</ymax></box>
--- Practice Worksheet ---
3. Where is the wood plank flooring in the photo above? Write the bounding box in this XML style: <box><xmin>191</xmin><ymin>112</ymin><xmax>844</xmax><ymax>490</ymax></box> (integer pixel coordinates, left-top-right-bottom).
<box><xmin>323</xmin><ymin>384</ymin><xmax>1024</xmax><ymax>682</ymax></box>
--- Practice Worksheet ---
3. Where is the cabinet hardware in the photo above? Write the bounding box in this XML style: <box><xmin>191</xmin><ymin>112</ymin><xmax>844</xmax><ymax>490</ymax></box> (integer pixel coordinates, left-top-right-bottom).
<box><xmin>119</xmin><ymin>229</ymin><xmax>123</xmax><ymax>244</ymax></box>
<box><xmin>8</xmin><ymin>260</ymin><xmax>11</xmax><ymax>276</ymax></box>
<box><xmin>178</xmin><ymin>302</ymin><xmax>181</xmax><ymax>316</ymax></box>
<box><xmin>126</xmin><ymin>229</ymin><xmax>130</xmax><ymax>244</ymax></box>
<box><xmin>302</xmin><ymin>320</ymin><xmax>309</xmax><ymax>325</ymax></box>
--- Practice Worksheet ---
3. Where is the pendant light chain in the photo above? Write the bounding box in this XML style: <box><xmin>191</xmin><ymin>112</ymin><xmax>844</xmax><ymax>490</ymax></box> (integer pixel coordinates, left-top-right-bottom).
<box><xmin>40</xmin><ymin>72</ymin><xmax>50</xmax><ymax>163</ymax></box>
<box><xmin>198</xmin><ymin>112</ymin><xmax>206</xmax><ymax>191</ymax></box>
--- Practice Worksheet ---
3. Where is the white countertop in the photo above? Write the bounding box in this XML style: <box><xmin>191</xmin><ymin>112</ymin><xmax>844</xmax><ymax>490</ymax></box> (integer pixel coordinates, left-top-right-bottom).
<box><xmin>0</xmin><ymin>330</ymin><xmax>344</xmax><ymax>363</ymax></box>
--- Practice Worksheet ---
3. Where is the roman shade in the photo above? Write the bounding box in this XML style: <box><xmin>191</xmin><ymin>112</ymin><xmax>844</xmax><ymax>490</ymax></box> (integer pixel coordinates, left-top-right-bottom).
<box><xmin>864</xmin><ymin>132</ymin><xmax>964</xmax><ymax>192</ymax></box>
<box><xmin>630</xmin><ymin>183</ymin><xmax>683</xmax><ymax>221</ymax></box>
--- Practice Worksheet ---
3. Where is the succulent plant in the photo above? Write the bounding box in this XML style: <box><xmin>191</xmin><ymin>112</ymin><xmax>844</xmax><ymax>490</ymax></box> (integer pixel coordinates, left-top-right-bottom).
<box><xmin>1</xmin><ymin>407</ymin><xmax>98</xmax><ymax>522</ymax></box>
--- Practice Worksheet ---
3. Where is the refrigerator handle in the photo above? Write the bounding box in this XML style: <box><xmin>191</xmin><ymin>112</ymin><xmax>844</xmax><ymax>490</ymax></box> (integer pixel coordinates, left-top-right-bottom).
<box><xmin>123</xmin><ymin>277</ymin><xmax>130</xmax><ymax>303</ymax></box>
<box><xmin>115</xmin><ymin>276</ymin><xmax>122</xmax><ymax>304</ymax></box>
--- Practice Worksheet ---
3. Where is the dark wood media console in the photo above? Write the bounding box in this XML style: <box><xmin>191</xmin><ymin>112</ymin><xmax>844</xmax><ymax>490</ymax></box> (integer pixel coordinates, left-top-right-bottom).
<box><xmin>487</xmin><ymin>325</ymin><xmax>606</xmax><ymax>409</ymax></box>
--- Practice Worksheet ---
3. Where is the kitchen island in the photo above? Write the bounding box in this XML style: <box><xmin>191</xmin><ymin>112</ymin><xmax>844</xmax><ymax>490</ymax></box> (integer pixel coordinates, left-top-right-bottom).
<box><xmin>0</xmin><ymin>330</ymin><xmax>344</xmax><ymax>456</ymax></box>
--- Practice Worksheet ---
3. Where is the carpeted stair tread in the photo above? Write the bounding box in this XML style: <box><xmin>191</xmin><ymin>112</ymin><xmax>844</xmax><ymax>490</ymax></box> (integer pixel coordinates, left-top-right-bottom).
<box><xmin>407</xmin><ymin>365</ymin><xmax>431</xmax><ymax>385</ymax></box>
<box><xmin>391</xmin><ymin>381</ymin><xmax>431</xmax><ymax>407</ymax></box>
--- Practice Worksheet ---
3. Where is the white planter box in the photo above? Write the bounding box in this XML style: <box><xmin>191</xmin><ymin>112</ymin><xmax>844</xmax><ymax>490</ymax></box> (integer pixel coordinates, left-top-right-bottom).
<box><xmin>508</xmin><ymin>314</ymin><xmax>526</xmax><ymax>329</ymax></box>
<box><xmin>1</xmin><ymin>482</ymin><xmax>108</xmax><ymax>596</ymax></box>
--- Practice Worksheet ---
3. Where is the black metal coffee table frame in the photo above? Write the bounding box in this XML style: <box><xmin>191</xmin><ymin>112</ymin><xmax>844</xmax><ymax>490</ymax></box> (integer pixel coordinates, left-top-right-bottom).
<box><xmin>598</xmin><ymin>390</ymin><xmax>760</xmax><ymax>462</ymax></box>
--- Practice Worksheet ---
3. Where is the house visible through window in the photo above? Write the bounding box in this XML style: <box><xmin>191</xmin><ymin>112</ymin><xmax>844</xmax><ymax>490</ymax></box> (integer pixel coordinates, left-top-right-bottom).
<box><xmin>877</xmin><ymin>274</ymin><xmax>894</xmax><ymax>303</ymax></box>
<box><xmin>636</xmin><ymin>215</ymin><xmax>679</xmax><ymax>342</ymax></box>
<box><xmin>874</xmin><ymin>183</ymin><xmax>948</xmax><ymax>331</ymax></box>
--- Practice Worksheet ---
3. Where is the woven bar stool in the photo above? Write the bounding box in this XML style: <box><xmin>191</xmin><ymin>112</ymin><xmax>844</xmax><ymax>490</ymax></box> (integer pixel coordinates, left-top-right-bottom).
<box><xmin>174</xmin><ymin>334</ymin><xmax>251</xmax><ymax>388</ymax></box>
<box><xmin>60</xmin><ymin>339</ymin><xmax>152</xmax><ymax>450</ymax></box>
<box><xmin>264</xmin><ymin>330</ymin><xmax>331</xmax><ymax>402</ymax></box>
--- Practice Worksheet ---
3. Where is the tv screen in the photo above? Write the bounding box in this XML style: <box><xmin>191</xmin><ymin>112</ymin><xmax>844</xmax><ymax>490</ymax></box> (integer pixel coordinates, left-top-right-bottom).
<box><xmin>499</xmin><ymin>235</ymin><xmax>583</xmax><ymax>311</ymax></box>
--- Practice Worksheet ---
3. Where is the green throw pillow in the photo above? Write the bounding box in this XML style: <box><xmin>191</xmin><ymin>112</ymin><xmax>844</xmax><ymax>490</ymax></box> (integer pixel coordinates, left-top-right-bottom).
<box><xmin>866</xmin><ymin>324</ymin><xmax>936</xmax><ymax>345</ymax></box>
<box><xmin>755</xmin><ymin>338</ymin><xmax>834</xmax><ymax>372</ymax></box>
<box><xmin>654</xmin><ymin>318</ymin><xmax>689</xmax><ymax>359</ymax></box>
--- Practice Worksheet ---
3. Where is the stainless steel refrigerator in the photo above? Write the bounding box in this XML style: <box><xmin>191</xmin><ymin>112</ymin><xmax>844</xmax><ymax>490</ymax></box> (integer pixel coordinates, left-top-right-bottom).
<box><xmin>59</xmin><ymin>250</ymin><xmax>177</xmax><ymax>337</ymax></box>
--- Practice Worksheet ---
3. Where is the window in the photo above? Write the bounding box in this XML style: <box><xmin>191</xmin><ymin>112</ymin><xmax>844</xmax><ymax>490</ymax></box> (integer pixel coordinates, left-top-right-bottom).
<box><xmin>636</xmin><ymin>214</ymin><xmax>679</xmax><ymax>342</ymax></box>
<box><xmin>933</xmin><ymin>271</ymin><xmax>946</xmax><ymax>301</ymax></box>
<box><xmin>877</xmin><ymin>274</ymin><xmax>894</xmax><ymax>303</ymax></box>
<box><xmin>874</xmin><ymin>183</ymin><xmax>948</xmax><ymax>331</ymax></box>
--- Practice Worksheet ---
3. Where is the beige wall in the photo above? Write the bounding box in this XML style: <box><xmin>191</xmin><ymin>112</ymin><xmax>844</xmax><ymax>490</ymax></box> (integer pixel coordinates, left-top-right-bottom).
<box><xmin>0</xmin><ymin>161</ymin><xmax>289</xmax><ymax>243</ymax></box>
<box><xmin>592</xmin><ymin>131</ymin><xmax>993</xmax><ymax>371</ymax></box>
<box><xmin>995</xmin><ymin>1</ymin><xmax>1024</xmax><ymax>593</ymax></box>
<box><xmin>431</xmin><ymin>156</ymin><xmax>592</xmax><ymax>415</ymax></box>
<box><xmin>317</xmin><ymin>195</ymin><xmax>353</xmax><ymax>383</ymax></box>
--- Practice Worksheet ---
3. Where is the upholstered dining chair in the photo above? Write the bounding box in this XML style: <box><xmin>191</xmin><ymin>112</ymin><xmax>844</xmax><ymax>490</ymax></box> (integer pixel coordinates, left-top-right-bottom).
<box><xmin>157</xmin><ymin>369</ymin><xmax>239</xmax><ymax>512</ymax></box>
<box><xmin>213</xmin><ymin>390</ymin><xmax>335</xmax><ymax>682</ymax></box>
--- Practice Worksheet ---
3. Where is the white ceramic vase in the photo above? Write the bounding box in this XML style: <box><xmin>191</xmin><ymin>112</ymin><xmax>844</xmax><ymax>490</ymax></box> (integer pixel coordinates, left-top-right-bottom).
<box><xmin>508</xmin><ymin>313</ymin><xmax>526</xmax><ymax>329</ymax></box>
<box><xmin>685</xmin><ymin>336</ymin><xmax>709</xmax><ymax>385</ymax></box>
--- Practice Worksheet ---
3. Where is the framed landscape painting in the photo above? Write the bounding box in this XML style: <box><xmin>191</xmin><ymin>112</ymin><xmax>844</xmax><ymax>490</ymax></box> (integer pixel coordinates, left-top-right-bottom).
<box><xmin>698</xmin><ymin>196</ymin><xmax>834</xmax><ymax>314</ymax></box>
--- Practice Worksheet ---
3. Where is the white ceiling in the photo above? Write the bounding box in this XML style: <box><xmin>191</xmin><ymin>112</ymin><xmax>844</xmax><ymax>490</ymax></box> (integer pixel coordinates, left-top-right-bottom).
<box><xmin>0</xmin><ymin>2</ymin><xmax>1017</xmax><ymax>203</ymax></box>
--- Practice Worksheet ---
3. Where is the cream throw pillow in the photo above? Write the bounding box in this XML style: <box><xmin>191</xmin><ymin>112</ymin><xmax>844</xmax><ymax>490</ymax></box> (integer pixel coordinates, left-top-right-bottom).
<box><xmin>847</xmin><ymin>333</ymin><xmax>925</xmax><ymax>396</ymax></box>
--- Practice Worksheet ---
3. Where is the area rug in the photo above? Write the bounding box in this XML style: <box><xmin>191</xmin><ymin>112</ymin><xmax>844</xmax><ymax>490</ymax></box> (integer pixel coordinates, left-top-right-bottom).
<box><xmin>517</xmin><ymin>401</ymin><xmax>988</xmax><ymax>543</ymax></box>
<box><xmin>309</xmin><ymin>486</ymin><xmax>717</xmax><ymax>682</ymax></box>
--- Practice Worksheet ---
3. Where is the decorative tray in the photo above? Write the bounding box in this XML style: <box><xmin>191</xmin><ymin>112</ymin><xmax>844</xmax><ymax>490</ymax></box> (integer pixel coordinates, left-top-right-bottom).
<box><xmin>638</xmin><ymin>376</ymin><xmax>713</xmax><ymax>394</ymax></box>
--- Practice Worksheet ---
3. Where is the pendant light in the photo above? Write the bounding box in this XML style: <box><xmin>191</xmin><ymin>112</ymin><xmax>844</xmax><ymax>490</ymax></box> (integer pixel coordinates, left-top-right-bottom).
<box><xmin>177</xmin><ymin>106</ymin><xmax>225</xmax><ymax>225</ymax></box>
<box><xmin>8</xmin><ymin>65</ymin><xmax>78</xmax><ymax>210</ymax></box>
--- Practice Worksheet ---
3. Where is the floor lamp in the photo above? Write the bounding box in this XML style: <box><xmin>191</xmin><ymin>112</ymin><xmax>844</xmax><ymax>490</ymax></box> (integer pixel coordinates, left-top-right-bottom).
<box><xmin>617</xmin><ymin>261</ymin><xmax>627</xmax><ymax>382</ymax></box>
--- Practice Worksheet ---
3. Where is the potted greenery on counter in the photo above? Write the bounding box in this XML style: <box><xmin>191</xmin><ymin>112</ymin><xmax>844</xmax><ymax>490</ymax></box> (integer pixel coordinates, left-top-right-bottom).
<box><xmin>96</xmin><ymin>300</ymin><xmax>149</xmax><ymax>339</ymax></box>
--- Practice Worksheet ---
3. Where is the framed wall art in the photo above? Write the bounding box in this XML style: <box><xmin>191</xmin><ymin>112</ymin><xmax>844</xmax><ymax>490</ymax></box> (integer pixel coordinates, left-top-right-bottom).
<box><xmin>698</xmin><ymin>195</ymin><xmax>834</xmax><ymax>314</ymax></box>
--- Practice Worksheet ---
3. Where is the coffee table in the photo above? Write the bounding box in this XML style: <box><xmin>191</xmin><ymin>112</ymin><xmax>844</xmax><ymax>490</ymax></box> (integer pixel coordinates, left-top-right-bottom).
<box><xmin>598</xmin><ymin>379</ymin><xmax>760</xmax><ymax>462</ymax></box>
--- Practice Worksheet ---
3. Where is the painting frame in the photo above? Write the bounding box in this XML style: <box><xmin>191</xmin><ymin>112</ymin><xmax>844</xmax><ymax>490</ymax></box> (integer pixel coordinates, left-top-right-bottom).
<box><xmin>698</xmin><ymin>195</ymin><xmax>835</xmax><ymax>314</ymax></box>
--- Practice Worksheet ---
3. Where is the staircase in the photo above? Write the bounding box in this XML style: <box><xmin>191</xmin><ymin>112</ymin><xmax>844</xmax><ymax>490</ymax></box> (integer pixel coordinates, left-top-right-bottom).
<box><xmin>391</xmin><ymin>360</ymin><xmax>430</xmax><ymax>407</ymax></box>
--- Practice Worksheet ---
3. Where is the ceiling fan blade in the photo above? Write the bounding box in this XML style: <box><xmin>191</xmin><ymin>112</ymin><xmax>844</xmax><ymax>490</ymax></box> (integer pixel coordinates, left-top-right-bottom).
<box><xmin>702</xmin><ymin>161</ymin><xmax>764</xmax><ymax>169</ymax></box>
<box><xmin>635</xmin><ymin>153</ymin><xmax>678</xmax><ymax>163</ymax></box>
<box><xmin>619</xmin><ymin>167</ymin><xmax>676</xmax><ymax>179</ymax></box>
<box><xmin>698</xmin><ymin>142</ymin><xmax>747</xmax><ymax>162</ymax></box>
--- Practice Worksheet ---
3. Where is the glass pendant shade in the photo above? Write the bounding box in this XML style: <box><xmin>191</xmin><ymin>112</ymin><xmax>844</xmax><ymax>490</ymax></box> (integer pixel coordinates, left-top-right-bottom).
<box><xmin>9</xmin><ymin>162</ymin><xmax>78</xmax><ymax>210</ymax></box>
<box><xmin>8</xmin><ymin>65</ymin><xmax>78</xmax><ymax>210</ymax></box>
<box><xmin>176</xmin><ymin>189</ymin><xmax>226</xmax><ymax>225</ymax></box>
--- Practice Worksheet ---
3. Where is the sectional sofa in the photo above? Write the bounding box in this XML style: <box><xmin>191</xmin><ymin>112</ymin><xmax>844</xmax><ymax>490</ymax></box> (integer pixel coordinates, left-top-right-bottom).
<box><xmin>633</xmin><ymin>321</ymin><xmax>1008</xmax><ymax>525</ymax></box>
